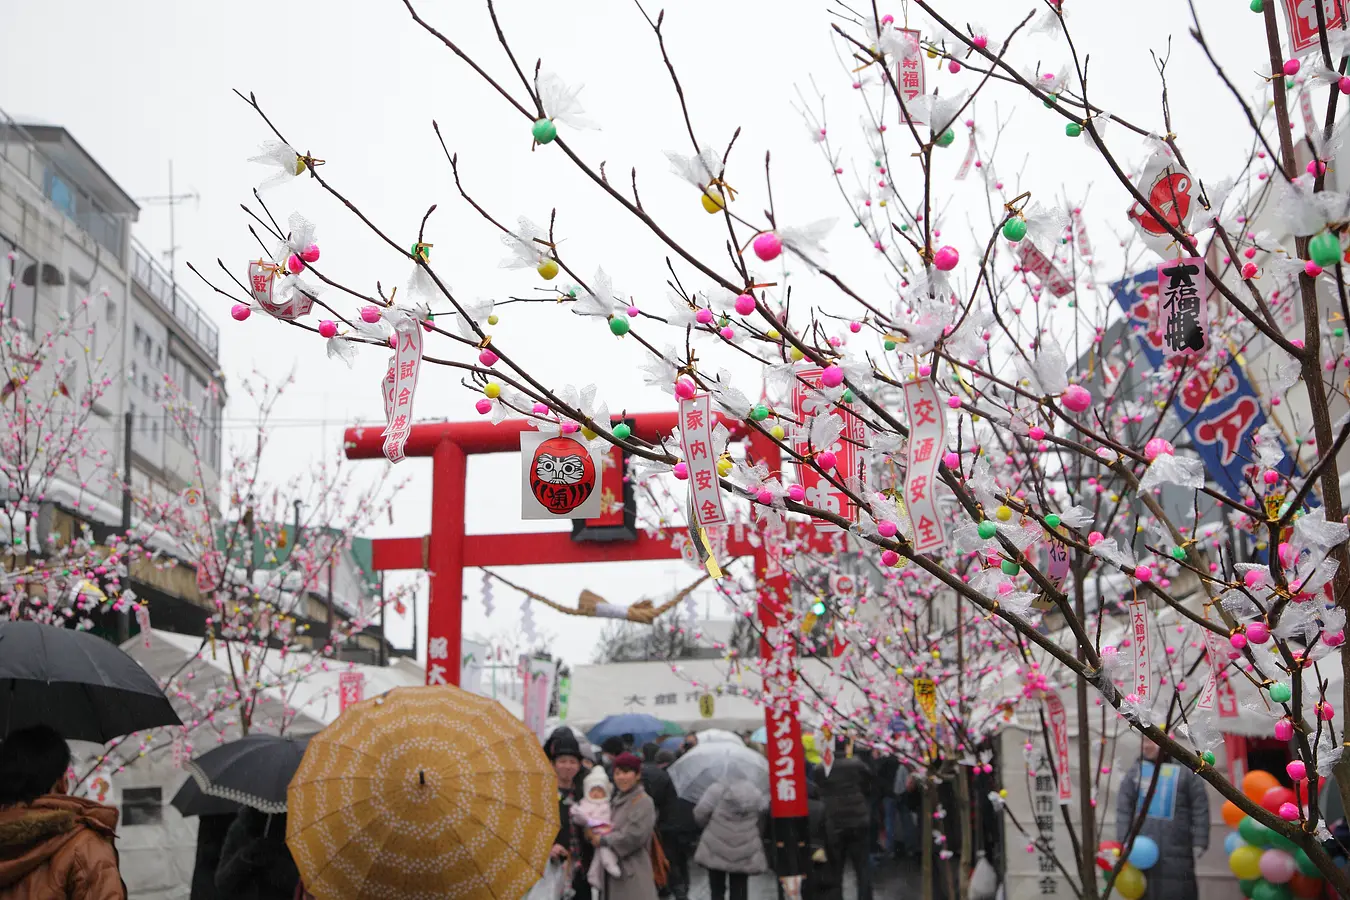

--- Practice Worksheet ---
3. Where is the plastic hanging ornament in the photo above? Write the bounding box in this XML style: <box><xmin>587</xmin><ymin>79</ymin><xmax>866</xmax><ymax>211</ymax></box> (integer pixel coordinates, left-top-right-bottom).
<box><xmin>537</xmin><ymin>258</ymin><xmax>560</xmax><ymax>280</ymax></box>
<box><xmin>532</xmin><ymin>118</ymin><xmax>558</xmax><ymax>144</ymax></box>
<box><xmin>533</xmin><ymin>71</ymin><xmax>597</xmax><ymax>145</ymax></box>
<box><xmin>753</xmin><ymin>233</ymin><xmax>783</xmax><ymax>261</ymax></box>
<box><xmin>935</xmin><ymin>128</ymin><xmax>956</xmax><ymax>147</ymax></box>
<box><xmin>1002</xmin><ymin>218</ymin><xmax>1028</xmax><ymax>242</ymax></box>
<box><xmin>1309</xmin><ymin>232</ymin><xmax>1342</xmax><ymax>268</ymax></box>
<box><xmin>248</xmin><ymin>140</ymin><xmax>318</xmax><ymax>191</ymax></box>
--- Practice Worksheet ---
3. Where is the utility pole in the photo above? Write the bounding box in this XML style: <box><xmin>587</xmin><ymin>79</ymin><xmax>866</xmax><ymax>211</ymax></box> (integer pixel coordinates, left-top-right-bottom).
<box><xmin>117</xmin><ymin>411</ymin><xmax>132</xmax><ymax>644</ymax></box>
<box><xmin>134</xmin><ymin>161</ymin><xmax>198</xmax><ymax>291</ymax></box>
<box><xmin>378</xmin><ymin>573</ymin><xmax>387</xmax><ymax>667</ymax></box>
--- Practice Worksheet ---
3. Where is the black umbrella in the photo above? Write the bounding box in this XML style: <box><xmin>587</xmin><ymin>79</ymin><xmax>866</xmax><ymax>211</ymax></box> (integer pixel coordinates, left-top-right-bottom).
<box><xmin>0</xmin><ymin>620</ymin><xmax>182</xmax><ymax>742</ymax></box>
<box><xmin>186</xmin><ymin>733</ymin><xmax>312</xmax><ymax>814</ymax></box>
<box><xmin>170</xmin><ymin>773</ymin><xmax>241</xmax><ymax>818</ymax></box>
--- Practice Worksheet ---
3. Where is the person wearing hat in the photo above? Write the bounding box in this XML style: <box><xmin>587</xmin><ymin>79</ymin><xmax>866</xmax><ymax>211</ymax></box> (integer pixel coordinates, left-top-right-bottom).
<box><xmin>586</xmin><ymin>753</ymin><xmax>658</xmax><ymax>900</ymax></box>
<box><xmin>546</xmin><ymin>727</ymin><xmax>594</xmax><ymax>900</ymax></box>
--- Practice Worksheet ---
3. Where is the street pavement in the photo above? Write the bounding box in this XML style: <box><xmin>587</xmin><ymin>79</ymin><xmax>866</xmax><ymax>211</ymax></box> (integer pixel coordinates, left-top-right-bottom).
<box><xmin>685</xmin><ymin>858</ymin><xmax>917</xmax><ymax>900</ymax></box>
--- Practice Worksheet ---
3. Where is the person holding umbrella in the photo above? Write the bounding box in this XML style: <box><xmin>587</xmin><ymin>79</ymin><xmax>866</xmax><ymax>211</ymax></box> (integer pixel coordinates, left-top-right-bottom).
<box><xmin>0</xmin><ymin>724</ymin><xmax>126</xmax><ymax>899</ymax></box>
<box><xmin>693</xmin><ymin>775</ymin><xmax>768</xmax><ymax>900</ymax></box>
<box><xmin>587</xmin><ymin>753</ymin><xmax>658</xmax><ymax>900</ymax></box>
<box><xmin>214</xmin><ymin>807</ymin><xmax>298</xmax><ymax>900</ymax></box>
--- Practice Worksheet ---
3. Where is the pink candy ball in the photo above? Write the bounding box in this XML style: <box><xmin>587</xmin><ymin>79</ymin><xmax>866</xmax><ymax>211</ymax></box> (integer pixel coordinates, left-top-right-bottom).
<box><xmin>695</xmin><ymin>308</ymin><xmax>714</xmax><ymax>324</ymax></box>
<box><xmin>1134</xmin><ymin>565</ymin><xmax>1153</xmax><ymax>582</ymax></box>
<box><xmin>878</xmin><ymin>520</ymin><xmax>898</xmax><ymax>538</ymax></box>
<box><xmin>230</xmin><ymin>304</ymin><xmax>251</xmax><ymax>321</ymax></box>
<box><xmin>753</xmin><ymin>232</ymin><xmax>783</xmax><ymax>261</ymax></box>
<box><xmin>788</xmin><ymin>484</ymin><xmax>806</xmax><ymax>502</ymax></box>
<box><xmin>849</xmin><ymin>321</ymin><xmax>862</xmax><ymax>333</ymax></box>
<box><xmin>719</xmin><ymin>326</ymin><xmax>735</xmax><ymax>340</ymax></box>
<box><xmin>1283</xmin><ymin>58</ymin><xmax>1301</xmax><ymax>76</ymax></box>
<box><xmin>1307</xmin><ymin>261</ymin><xmax>1325</xmax><ymax>276</ymax></box>
<box><xmin>1088</xmin><ymin>531</ymin><xmax>1104</xmax><ymax>546</ymax></box>
<box><xmin>361</xmin><ymin>306</ymin><xmax>382</xmax><ymax>323</ymax></box>
<box><xmin>301</xmin><ymin>243</ymin><xmax>321</xmax><ymax>263</ymax></box>
<box><xmin>933</xmin><ymin>245</ymin><xmax>960</xmax><ymax>271</ymax></box>
<box><xmin>734</xmin><ymin>294</ymin><xmax>756</xmax><ymax>316</ymax></box>
<box><xmin>947</xmin><ymin>396</ymin><xmax>962</xmax><ymax>409</ymax></box>
<box><xmin>817</xmin><ymin>450</ymin><xmax>838</xmax><ymax>470</ymax></box>
<box><xmin>973</xmin><ymin>35</ymin><xmax>988</xmax><ymax>48</ymax></box>
<box><xmin>943</xmin><ymin>452</ymin><xmax>960</xmax><ymax>469</ymax></box>
<box><xmin>1061</xmin><ymin>384</ymin><xmax>1092</xmax><ymax>412</ymax></box>
<box><xmin>1279</xmin><ymin>802</ymin><xmax>1300</xmax><ymax>821</ymax></box>
<box><xmin>1325</xmin><ymin>630</ymin><xmax>1345</xmax><ymax>647</ymax></box>
<box><xmin>1274</xmin><ymin>719</ymin><xmax>1294</xmax><ymax>741</ymax></box>
<box><xmin>627</xmin><ymin>305</ymin><xmax>641</xmax><ymax>317</ymax></box>
<box><xmin>1264</xmin><ymin>470</ymin><xmax>1280</xmax><ymax>485</ymax></box>
<box><xmin>286</xmin><ymin>254</ymin><xmax>305</xmax><ymax>275</ymax></box>
<box><xmin>1230</xmin><ymin>632</ymin><xmax>1248</xmax><ymax>650</ymax></box>
<box><xmin>821</xmin><ymin>364</ymin><xmax>845</xmax><ymax>388</ymax></box>
<box><xmin>1241</xmin><ymin>262</ymin><xmax>1258</xmax><ymax>279</ymax></box>
<box><xmin>1144</xmin><ymin>438</ymin><xmax>1174</xmax><ymax>461</ymax></box>
<box><xmin>475</xmin><ymin>398</ymin><xmax>492</xmax><ymax>415</ymax></box>
<box><xmin>1247</xmin><ymin>622</ymin><xmax>1271</xmax><ymax>644</ymax></box>
<box><xmin>1287</xmin><ymin>760</ymin><xmax>1307</xmax><ymax>781</ymax></box>
<box><xmin>675</xmin><ymin>376</ymin><xmax>697</xmax><ymax>399</ymax></box>
<box><xmin>756</xmin><ymin>488</ymin><xmax>774</xmax><ymax>504</ymax></box>
<box><xmin>1244</xmin><ymin>570</ymin><xmax>1265</xmax><ymax>589</ymax></box>
<box><xmin>479</xmin><ymin>348</ymin><xmax>499</xmax><ymax>367</ymax></box>
<box><xmin>948</xmin><ymin>60</ymin><xmax>961</xmax><ymax>74</ymax></box>
<box><xmin>1028</xmin><ymin>426</ymin><xmax>1046</xmax><ymax>440</ymax></box>
<box><xmin>318</xmin><ymin>320</ymin><xmax>337</xmax><ymax>338</ymax></box>
<box><xmin>881</xmin><ymin>549</ymin><xmax>900</xmax><ymax>566</ymax></box>
<box><xmin>672</xmin><ymin>462</ymin><xmax>689</xmax><ymax>480</ymax></box>
<box><xmin>532</xmin><ymin>402</ymin><xmax>549</xmax><ymax>415</ymax></box>
<box><xmin>1341</xmin><ymin>76</ymin><xmax>1350</xmax><ymax>94</ymax></box>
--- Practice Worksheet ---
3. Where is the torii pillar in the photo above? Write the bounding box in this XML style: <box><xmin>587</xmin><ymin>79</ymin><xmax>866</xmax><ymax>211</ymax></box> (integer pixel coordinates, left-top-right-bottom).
<box><xmin>343</xmin><ymin>414</ymin><xmax>812</xmax><ymax>877</ymax></box>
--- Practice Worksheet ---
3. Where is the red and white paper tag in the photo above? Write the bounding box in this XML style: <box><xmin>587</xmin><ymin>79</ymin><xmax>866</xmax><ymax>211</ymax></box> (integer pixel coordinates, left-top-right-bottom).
<box><xmin>791</xmin><ymin>368</ymin><xmax>866</xmax><ymax>526</ymax></box>
<box><xmin>1196</xmin><ymin>626</ymin><xmax>1231</xmax><ymax>712</ymax></box>
<box><xmin>896</xmin><ymin>30</ymin><xmax>925</xmax><ymax>123</ymax></box>
<box><xmin>1282</xmin><ymin>0</ymin><xmax>1346</xmax><ymax>57</ymax></box>
<box><xmin>338</xmin><ymin>670</ymin><xmax>364</xmax><ymax>712</ymax></box>
<box><xmin>1044</xmin><ymin>693</ymin><xmax>1072</xmax><ymax>803</ymax></box>
<box><xmin>1019</xmin><ymin>243</ymin><xmax>1075</xmax><ymax>297</ymax></box>
<box><xmin>678</xmin><ymin>393</ymin><xmax>728</xmax><ymax>527</ymax></box>
<box><xmin>1157</xmin><ymin>257</ymin><xmax>1209</xmax><ymax>359</ymax></box>
<box><xmin>902</xmin><ymin>379</ymin><xmax>947</xmax><ymax>553</ymax></box>
<box><xmin>1126</xmin><ymin>593</ymin><xmax>1152</xmax><ymax>704</ymax></box>
<box><xmin>382</xmin><ymin>323</ymin><xmax>424</xmax><ymax>463</ymax></box>
<box><xmin>955</xmin><ymin>137</ymin><xmax>978</xmax><ymax>180</ymax></box>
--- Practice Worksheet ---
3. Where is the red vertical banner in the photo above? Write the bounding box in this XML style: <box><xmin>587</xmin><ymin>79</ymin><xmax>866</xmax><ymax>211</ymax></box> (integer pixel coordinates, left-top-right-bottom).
<box><xmin>383</xmin><ymin>323</ymin><xmax>424</xmax><ymax>463</ymax></box>
<box><xmin>791</xmin><ymin>368</ymin><xmax>865</xmax><ymax>526</ymax></box>
<box><xmin>757</xmin><ymin>538</ymin><xmax>809</xmax><ymax>819</ymax></box>
<box><xmin>678</xmin><ymin>394</ymin><xmax>729</xmax><ymax>527</ymax></box>
<box><xmin>339</xmin><ymin>671</ymin><xmax>364</xmax><ymax>712</ymax></box>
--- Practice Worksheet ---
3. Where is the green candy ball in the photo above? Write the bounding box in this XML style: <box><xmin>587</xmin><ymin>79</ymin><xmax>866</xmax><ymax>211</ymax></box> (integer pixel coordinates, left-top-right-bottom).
<box><xmin>978</xmin><ymin>521</ymin><xmax>998</xmax><ymax>540</ymax></box>
<box><xmin>1044</xmin><ymin>93</ymin><xmax>1058</xmax><ymax>109</ymax></box>
<box><xmin>1002</xmin><ymin>218</ymin><xmax>1028</xmax><ymax>242</ymax></box>
<box><xmin>1044</xmin><ymin>514</ymin><xmax>1061</xmax><ymax>528</ymax></box>
<box><xmin>842</xmin><ymin>389</ymin><xmax>854</xmax><ymax>403</ymax></box>
<box><xmin>1268</xmin><ymin>682</ymin><xmax>1292</xmax><ymax>703</ymax></box>
<box><xmin>1309</xmin><ymin>231</ymin><xmax>1342</xmax><ymax>268</ymax></box>
<box><xmin>750</xmin><ymin>404</ymin><xmax>770</xmax><ymax>422</ymax></box>
<box><xmin>1065</xmin><ymin>122</ymin><xmax>1082</xmax><ymax>137</ymax></box>
<box><xmin>1171</xmin><ymin>546</ymin><xmax>1187</xmax><ymax>560</ymax></box>
<box><xmin>1000</xmin><ymin>559</ymin><xmax>1019</xmax><ymax>576</ymax></box>
<box><xmin>1335</xmin><ymin>328</ymin><xmax>1345</xmax><ymax>337</ymax></box>
<box><xmin>1250</xmin><ymin>0</ymin><xmax>1263</xmax><ymax>10</ymax></box>
<box><xmin>608</xmin><ymin>316</ymin><xmax>631</xmax><ymax>336</ymax></box>
<box><xmin>1200</xmin><ymin>750</ymin><xmax>1216</xmax><ymax>766</ymax></box>
<box><xmin>899</xmin><ymin>223</ymin><xmax>909</xmax><ymax>231</ymax></box>
<box><xmin>884</xmin><ymin>339</ymin><xmax>897</xmax><ymax>351</ymax></box>
<box><xmin>612</xmin><ymin>423</ymin><xmax>632</xmax><ymax>440</ymax></box>
<box><xmin>935</xmin><ymin>128</ymin><xmax>956</xmax><ymax>147</ymax></box>
<box><xmin>532</xmin><ymin>118</ymin><xmax>558</xmax><ymax>144</ymax></box>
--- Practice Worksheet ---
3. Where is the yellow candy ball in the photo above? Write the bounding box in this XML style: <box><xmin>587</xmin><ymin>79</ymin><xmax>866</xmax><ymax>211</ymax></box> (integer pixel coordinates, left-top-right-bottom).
<box><xmin>581</xmin><ymin>427</ymin><xmax>597</xmax><ymax>441</ymax></box>
<box><xmin>701</xmin><ymin>187</ymin><xmax>727</xmax><ymax>213</ymax></box>
<box><xmin>487</xmin><ymin>314</ymin><xmax>499</xmax><ymax>325</ymax></box>
<box><xmin>931</xmin><ymin>649</ymin><xmax>940</xmax><ymax>659</ymax></box>
<box><xmin>790</xmin><ymin>347</ymin><xmax>805</xmax><ymax>361</ymax></box>
<box><xmin>878</xmin><ymin>200</ymin><xmax>887</xmax><ymax>207</ymax></box>
<box><xmin>717</xmin><ymin>458</ymin><xmax>733</xmax><ymax>477</ymax></box>
<box><xmin>926</xmin><ymin>48</ymin><xmax>939</xmax><ymax>59</ymax></box>
<box><xmin>995</xmin><ymin>505</ymin><xmax>1012</xmax><ymax>521</ymax></box>
<box><xmin>767</xmin><ymin>329</ymin><xmax>781</xmax><ymax>340</ymax></box>
<box><xmin>537</xmin><ymin>259</ymin><xmax>560</xmax><ymax>280</ymax></box>
<box><xmin>484</xmin><ymin>383</ymin><xmax>501</xmax><ymax>399</ymax></box>
<box><xmin>770</xmin><ymin>425</ymin><xmax>786</xmax><ymax>440</ymax></box>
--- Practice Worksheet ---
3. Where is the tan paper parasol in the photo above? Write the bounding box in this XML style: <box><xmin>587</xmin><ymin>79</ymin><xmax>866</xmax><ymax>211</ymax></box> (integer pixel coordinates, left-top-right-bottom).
<box><xmin>286</xmin><ymin>685</ymin><xmax>556</xmax><ymax>900</ymax></box>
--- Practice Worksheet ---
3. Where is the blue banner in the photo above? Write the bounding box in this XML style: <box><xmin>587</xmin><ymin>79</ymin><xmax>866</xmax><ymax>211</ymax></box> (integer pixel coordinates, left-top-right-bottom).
<box><xmin>1111</xmin><ymin>273</ymin><xmax>1296</xmax><ymax>500</ymax></box>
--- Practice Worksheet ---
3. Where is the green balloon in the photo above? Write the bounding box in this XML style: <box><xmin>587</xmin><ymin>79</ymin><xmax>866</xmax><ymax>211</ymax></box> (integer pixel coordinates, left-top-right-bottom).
<box><xmin>532</xmin><ymin>118</ymin><xmax>558</xmax><ymax>144</ymax></box>
<box><xmin>1239</xmin><ymin>816</ymin><xmax>1273</xmax><ymax>847</ymax></box>
<box><xmin>1294</xmin><ymin>848</ymin><xmax>1320</xmax><ymax>876</ymax></box>
<box><xmin>1266</xmin><ymin>829</ymin><xmax>1298</xmax><ymax>853</ymax></box>
<box><xmin>1238</xmin><ymin>879</ymin><xmax>1260</xmax><ymax>898</ymax></box>
<box><xmin>1250</xmin><ymin>880</ymin><xmax>1291</xmax><ymax>900</ymax></box>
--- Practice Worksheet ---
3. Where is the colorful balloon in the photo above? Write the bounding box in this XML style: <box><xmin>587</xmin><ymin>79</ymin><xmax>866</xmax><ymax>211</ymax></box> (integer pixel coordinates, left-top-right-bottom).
<box><xmin>1261</xmin><ymin>786</ymin><xmax>1297</xmax><ymax>814</ymax></box>
<box><xmin>1128</xmin><ymin>836</ymin><xmax>1160</xmax><ymax>870</ymax></box>
<box><xmin>1259</xmin><ymin>849</ymin><xmax>1297</xmax><ymax>884</ymax></box>
<box><xmin>1230</xmin><ymin>844</ymin><xmax>1265</xmax><ymax>880</ymax></box>
<box><xmin>1251</xmin><ymin>879</ymin><xmax>1293</xmax><ymax>900</ymax></box>
<box><xmin>1244</xmin><ymin>770</ymin><xmax>1281</xmax><ymax>801</ymax></box>
<box><xmin>1223</xmin><ymin>800</ymin><xmax>1246</xmax><ymax>828</ymax></box>
<box><xmin>1239</xmin><ymin>816</ymin><xmax>1274</xmax><ymax>848</ymax></box>
<box><xmin>1115</xmin><ymin>863</ymin><xmax>1147</xmax><ymax>900</ymax></box>
<box><xmin>1292</xmin><ymin>848</ymin><xmax>1320</xmax><ymax>877</ymax></box>
<box><xmin>1225</xmin><ymin>832</ymin><xmax>1247</xmax><ymax>855</ymax></box>
<box><xmin>1289</xmin><ymin>873</ymin><xmax>1323</xmax><ymax>898</ymax></box>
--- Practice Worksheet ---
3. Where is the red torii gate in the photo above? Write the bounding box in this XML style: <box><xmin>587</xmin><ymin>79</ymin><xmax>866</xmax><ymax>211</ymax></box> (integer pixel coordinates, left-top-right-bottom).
<box><xmin>343</xmin><ymin>413</ymin><xmax>812</xmax><ymax>878</ymax></box>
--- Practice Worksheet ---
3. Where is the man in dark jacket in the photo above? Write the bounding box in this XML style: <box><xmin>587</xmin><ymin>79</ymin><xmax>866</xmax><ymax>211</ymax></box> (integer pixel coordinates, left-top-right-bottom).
<box><xmin>214</xmin><ymin>808</ymin><xmax>298</xmax><ymax>900</ymax></box>
<box><xmin>546</xmin><ymin>726</ymin><xmax>593</xmax><ymax>900</ymax></box>
<box><xmin>814</xmin><ymin>741</ymin><xmax>874</xmax><ymax>900</ymax></box>
<box><xmin>652</xmin><ymin>750</ymin><xmax>696</xmax><ymax>900</ymax></box>
<box><xmin>1115</xmin><ymin>738</ymin><xmax>1209</xmax><ymax>900</ymax></box>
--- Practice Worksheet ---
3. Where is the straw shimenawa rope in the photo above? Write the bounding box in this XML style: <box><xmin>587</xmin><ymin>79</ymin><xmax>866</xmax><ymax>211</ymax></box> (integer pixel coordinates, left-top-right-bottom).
<box><xmin>481</xmin><ymin>569</ymin><xmax>710</xmax><ymax>625</ymax></box>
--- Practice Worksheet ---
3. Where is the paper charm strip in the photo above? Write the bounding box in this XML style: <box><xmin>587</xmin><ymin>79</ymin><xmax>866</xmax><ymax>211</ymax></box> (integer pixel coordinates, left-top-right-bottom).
<box><xmin>955</xmin><ymin>135</ymin><xmax>977</xmax><ymax>180</ymax></box>
<box><xmin>247</xmin><ymin>260</ymin><xmax>313</xmax><ymax>320</ymax></box>
<box><xmin>1018</xmin><ymin>243</ymin><xmax>1074</xmax><ymax>297</ymax></box>
<box><xmin>1195</xmin><ymin>625</ymin><xmax>1231</xmax><ymax>712</ymax></box>
<box><xmin>1126</xmin><ymin>592</ymin><xmax>1152</xmax><ymax>705</ymax></box>
<box><xmin>678</xmin><ymin>393</ymin><xmax>728</xmax><ymax>527</ymax></box>
<box><xmin>381</xmin><ymin>322</ymin><xmax>424</xmax><ymax>463</ymax></box>
<box><xmin>902</xmin><ymin>379</ymin><xmax>947</xmax><ymax>553</ymax></box>
<box><xmin>895</xmin><ymin>30</ymin><xmax>925</xmax><ymax>123</ymax></box>
<box><xmin>1044</xmin><ymin>693</ymin><xmax>1072</xmax><ymax>803</ymax></box>
<box><xmin>1157</xmin><ymin>257</ymin><xmax>1208</xmax><ymax>358</ymax></box>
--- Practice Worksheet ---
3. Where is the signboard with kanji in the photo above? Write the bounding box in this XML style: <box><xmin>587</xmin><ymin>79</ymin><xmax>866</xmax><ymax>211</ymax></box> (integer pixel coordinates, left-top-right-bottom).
<box><xmin>766</xmin><ymin>704</ymin><xmax>809</xmax><ymax>818</ymax></box>
<box><xmin>895</xmin><ymin>29</ymin><xmax>925</xmax><ymax>123</ymax></box>
<box><xmin>1127</xmin><ymin>593</ymin><xmax>1152</xmax><ymax>704</ymax></box>
<box><xmin>678</xmin><ymin>394</ymin><xmax>728</xmax><ymax>527</ymax></box>
<box><xmin>791</xmin><ymin>368</ymin><xmax>866</xmax><ymax>526</ymax></box>
<box><xmin>338</xmin><ymin>671</ymin><xmax>364</xmax><ymax>713</ymax></box>
<box><xmin>902</xmin><ymin>379</ymin><xmax>947</xmax><ymax>553</ymax></box>
<box><xmin>1157</xmin><ymin>257</ymin><xmax>1208</xmax><ymax>358</ymax></box>
<box><xmin>1282</xmin><ymin>0</ymin><xmax>1346</xmax><ymax>56</ymax></box>
<box><xmin>382</xmin><ymin>323</ymin><xmax>423</xmax><ymax>463</ymax></box>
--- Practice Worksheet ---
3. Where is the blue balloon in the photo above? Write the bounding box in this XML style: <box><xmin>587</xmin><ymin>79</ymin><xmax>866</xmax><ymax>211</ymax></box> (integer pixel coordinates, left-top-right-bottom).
<box><xmin>1225</xmin><ymin>831</ymin><xmax>1247</xmax><ymax>856</ymax></box>
<box><xmin>1128</xmin><ymin>836</ymin><xmax>1160</xmax><ymax>871</ymax></box>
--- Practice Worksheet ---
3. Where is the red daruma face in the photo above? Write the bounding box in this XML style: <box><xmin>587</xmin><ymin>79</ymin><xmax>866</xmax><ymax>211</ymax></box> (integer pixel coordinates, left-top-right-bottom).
<box><xmin>530</xmin><ymin>437</ymin><xmax>596</xmax><ymax>514</ymax></box>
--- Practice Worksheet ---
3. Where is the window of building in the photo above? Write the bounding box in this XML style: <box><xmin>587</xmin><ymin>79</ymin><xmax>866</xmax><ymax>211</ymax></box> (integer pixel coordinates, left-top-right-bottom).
<box><xmin>106</xmin><ymin>296</ymin><xmax>117</xmax><ymax>323</ymax></box>
<box><xmin>1</xmin><ymin>235</ymin><xmax>38</xmax><ymax>335</ymax></box>
<box><xmin>44</xmin><ymin>169</ymin><xmax>76</xmax><ymax>219</ymax></box>
<box><xmin>151</xmin><ymin>418</ymin><xmax>158</xmax><ymax>441</ymax></box>
<box><xmin>121</xmin><ymin>787</ymin><xmax>162</xmax><ymax>826</ymax></box>
<box><xmin>133</xmin><ymin>324</ymin><xmax>142</xmax><ymax>348</ymax></box>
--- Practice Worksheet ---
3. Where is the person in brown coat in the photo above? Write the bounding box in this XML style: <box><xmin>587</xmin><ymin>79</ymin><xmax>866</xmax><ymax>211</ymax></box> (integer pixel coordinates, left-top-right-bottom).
<box><xmin>0</xmin><ymin>725</ymin><xmax>125</xmax><ymax>900</ymax></box>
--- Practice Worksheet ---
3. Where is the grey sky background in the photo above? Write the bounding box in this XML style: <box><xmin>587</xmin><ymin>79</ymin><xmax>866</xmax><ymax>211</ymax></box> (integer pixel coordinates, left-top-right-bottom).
<box><xmin>0</xmin><ymin>0</ymin><xmax>1272</xmax><ymax>665</ymax></box>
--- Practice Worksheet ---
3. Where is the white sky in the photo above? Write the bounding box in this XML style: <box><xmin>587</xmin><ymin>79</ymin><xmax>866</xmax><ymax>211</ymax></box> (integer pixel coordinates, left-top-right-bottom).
<box><xmin>0</xmin><ymin>0</ymin><xmax>1278</xmax><ymax>665</ymax></box>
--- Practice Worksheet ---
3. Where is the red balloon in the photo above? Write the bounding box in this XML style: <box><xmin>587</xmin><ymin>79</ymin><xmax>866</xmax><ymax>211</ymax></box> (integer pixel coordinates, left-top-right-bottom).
<box><xmin>1262</xmin><ymin>785</ymin><xmax>1298</xmax><ymax>814</ymax></box>
<box><xmin>1099</xmin><ymin>841</ymin><xmax>1124</xmax><ymax>853</ymax></box>
<box><xmin>1244</xmin><ymin>770</ymin><xmax>1281</xmax><ymax>801</ymax></box>
<box><xmin>1289</xmin><ymin>872</ymin><xmax>1323</xmax><ymax>898</ymax></box>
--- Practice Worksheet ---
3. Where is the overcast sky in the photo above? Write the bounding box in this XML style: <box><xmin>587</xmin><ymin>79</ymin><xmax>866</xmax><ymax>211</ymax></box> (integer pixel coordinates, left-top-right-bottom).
<box><xmin>0</xmin><ymin>0</ymin><xmax>1275</xmax><ymax>665</ymax></box>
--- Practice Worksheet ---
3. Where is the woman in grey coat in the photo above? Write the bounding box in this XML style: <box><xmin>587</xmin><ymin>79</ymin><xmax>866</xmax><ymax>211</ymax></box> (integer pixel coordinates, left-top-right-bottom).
<box><xmin>590</xmin><ymin>753</ymin><xmax>659</xmax><ymax>900</ymax></box>
<box><xmin>694</xmin><ymin>780</ymin><xmax>768</xmax><ymax>900</ymax></box>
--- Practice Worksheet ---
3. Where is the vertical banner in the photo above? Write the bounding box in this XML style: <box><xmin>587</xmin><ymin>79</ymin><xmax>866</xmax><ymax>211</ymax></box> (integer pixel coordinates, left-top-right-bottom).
<box><xmin>461</xmin><ymin>639</ymin><xmax>486</xmax><ymax>695</ymax></box>
<box><xmin>382</xmin><ymin>323</ymin><xmax>424</xmax><ymax>463</ymax></box>
<box><xmin>135</xmin><ymin>604</ymin><xmax>152</xmax><ymax>648</ymax></box>
<box><xmin>1072</xmin><ymin>208</ymin><xmax>1094</xmax><ymax>259</ymax></box>
<box><xmin>1019</xmin><ymin>243</ymin><xmax>1075</xmax><ymax>297</ymax></box>
<box><xmin>338</xmin><ymin>670</ymin><xmax>364</xmax><ymax>713</ymax></box>
<box><xmin>678</xmin><ymin>394</ymin><xmax>728</xmax><ymax>527</ymax></box>
<box><xmin>1127</xmin><ymin>593</ymin><xmax>1152</xmax><ymax>705</ymax></box>
<box><xmin>791</xmin><ymin>368</ymin><xmax>865</xmax><ymax>526</ymax></box>
<box><xmin>757</xmin><ymin>535</ymin><xmax>809</xmax><ymax>819</ymax></box>
<box><xmin>1045</xmin><ymin>538</ymin><xmax>1070</xmax><ymax>587</ymax></box>
<box><xmin>1282</xmin><ymin>0</ymin><xmax>1346</xmax><ymax>56</ymax></box>
<box><xmin>767</xmin><ymin>704</ymin><xmax>809</xmax><ymax>817</ymax></box>
<box><xmin>914</xmin><ymin>677</ymin><xmax>937</xmax><ymax>722</ymax></box>
<box><xmin>1300</xmin><ymin>88</ymin><xmax>1318</xmax><ymax>137</ymax></box>
<box><xmin>1044</xmin><ymin>693</ymin><xmax>1072</xmax><ymax>803</ymax></box>
<box><xmin>556</xmin><ymin>675</ymin><xmax>572</xmax><ymax>721</ymax></box>
<box><xmin>896</xmin><ymin>30</ymin><xmax>925</xmax><ymax>123</ymax></box>
<box><xmin>522</xmin><ymin>657</ymin><xmax>555</xmax><ymax>740</ymax></box>
<box><xmin>1157</xmin><ymin>258</ymin><xmax>1209</xmax><ymax>358</ymax></box>
<box><xmin>1029</xmin><ymin>749</ymin><xmax>1065</xmax><ymax>895</ymax></box>
<box><xmin>902</xmin><ymin>379</ymin><xmax>947</xmax><ymax>553</ymax></box>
